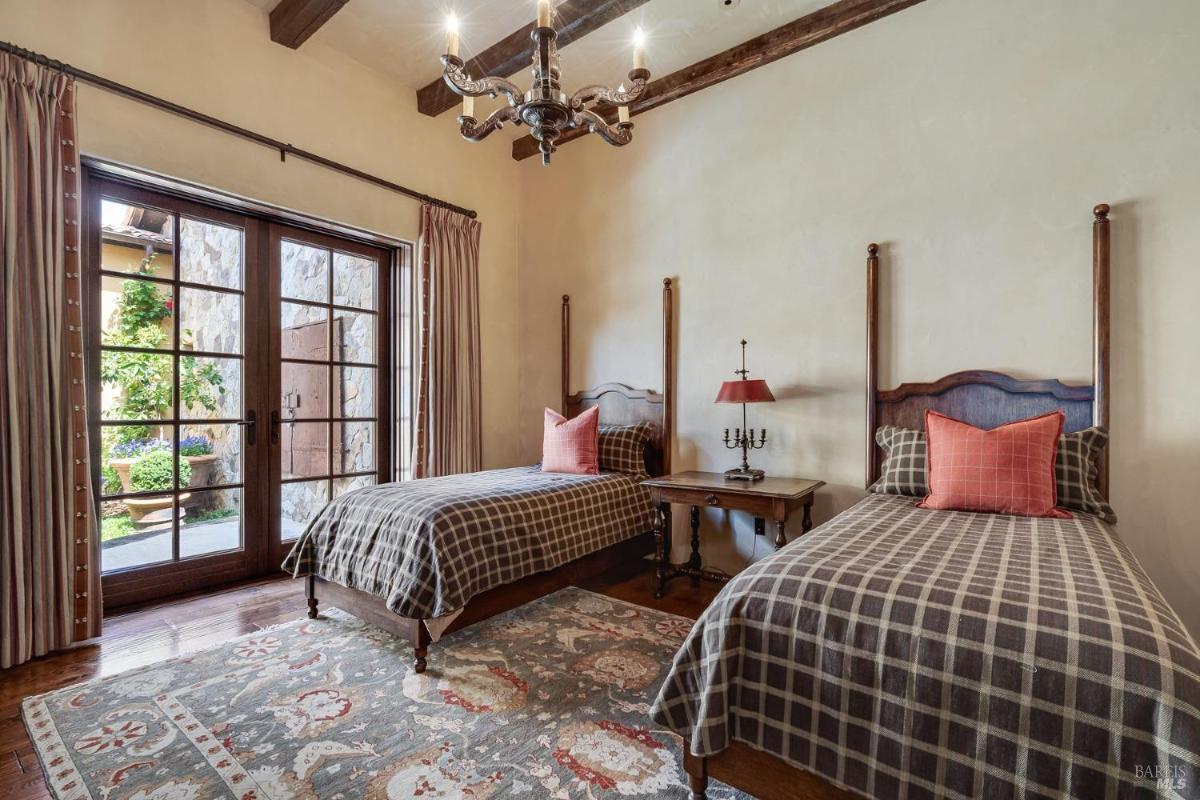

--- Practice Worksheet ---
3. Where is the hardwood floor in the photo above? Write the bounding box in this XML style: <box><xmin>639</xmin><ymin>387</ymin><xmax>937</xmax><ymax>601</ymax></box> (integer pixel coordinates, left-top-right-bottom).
<box><xmin>0</xmin><ymin>562</ymin><xmax>721</xmax><ymax>799</ymax></box>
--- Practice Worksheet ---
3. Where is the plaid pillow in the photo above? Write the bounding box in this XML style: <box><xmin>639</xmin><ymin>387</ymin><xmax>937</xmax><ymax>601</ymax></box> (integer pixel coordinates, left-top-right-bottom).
<box><xmin>1057</xmin><ymin>426</ymin><xmax>1117</xmax><ymax>523</ymax></box>
<box><xmin>869</xmin><ymin>425</ymin><xmax>927</xmax><ymax>497</ymax></box>
<box><xmin>597</xmin><ymin>423</ymin><xmax>652</xmax><ymax>475</ymax></box>
<box><xmin>870</xmin><ymin>423</ymin><xmax>1117</xmax><ymax>523</ymax></box>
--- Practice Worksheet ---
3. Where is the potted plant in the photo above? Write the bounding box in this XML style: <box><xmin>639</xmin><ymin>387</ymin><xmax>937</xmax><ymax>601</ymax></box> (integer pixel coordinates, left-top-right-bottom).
<box><xmin>179</xmin><ymin>434</ymin><xmax>218</xmax><ymax>489</ymax></box>
<box><xmin>123</xmin><ymin>449</ymin><xmax>192</xmax><ymax>524</ymax></box>
<box><xmin>108</xmin><ymin>438</ymin><xmax>170</xmax><ymax>493</ymax></box>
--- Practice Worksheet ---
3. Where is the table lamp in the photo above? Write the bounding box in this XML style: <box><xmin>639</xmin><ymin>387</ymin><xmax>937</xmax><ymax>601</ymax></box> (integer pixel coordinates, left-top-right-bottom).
<box><xmin>716</xmin><ymin>340</ymin><xmax>775</xmax><ymax>480</ymax></box>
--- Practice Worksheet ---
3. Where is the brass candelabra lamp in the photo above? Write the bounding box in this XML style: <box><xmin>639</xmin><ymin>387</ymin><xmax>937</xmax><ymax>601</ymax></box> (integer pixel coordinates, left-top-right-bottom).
<box><xmin>715</xmin><ymin>340</ymin><xmax>776</xmax><ymax>481</ymax></box>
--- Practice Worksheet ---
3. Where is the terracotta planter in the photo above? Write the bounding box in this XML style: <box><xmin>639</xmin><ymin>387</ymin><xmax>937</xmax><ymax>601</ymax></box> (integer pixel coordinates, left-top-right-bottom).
<box><xmin>125</xmin><ymin>492</ymin><xmax>192</xmax><ymax>525</ymax></box>
<box><xmin>109</xmin><ymin>453</ymin><xmax>217</xmax><ymax>512</ymax></box>
<box><xmin>184</xmin><ymin>453</ymin><xmax>219</xmax><ymax>488</ymax></box>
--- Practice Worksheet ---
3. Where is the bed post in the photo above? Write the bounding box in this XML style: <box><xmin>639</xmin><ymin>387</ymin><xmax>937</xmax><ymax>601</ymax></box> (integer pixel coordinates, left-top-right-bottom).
<box><xmin>1093</xmin><ymin>204</ymin><xmax>1110</xmax><ymax>497</ymax></box>
<box><xmin>561</xmin><ymin>294</ymin><xmax>571</xmax><ymax>415</ymax></box>
<box><xmin>865</xmin><ymin>243</ymin><xmax>880</xmax><ymax>489</ymax></box>
<box><xmin>305</xmin><ymin>574</ymin><xmax>318</xmax><ymax>619</ymax></box>
<box><xmin>662</xmin><ymin>278</ymin><xmax>674</xmax><ymax>475</ymax></box>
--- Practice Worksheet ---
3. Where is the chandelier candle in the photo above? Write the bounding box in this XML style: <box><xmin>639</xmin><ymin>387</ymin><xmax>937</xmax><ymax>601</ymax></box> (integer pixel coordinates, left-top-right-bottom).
<box><xmin>441</xmin><ymin>6</ymin><xmax>651</xmax><ymax>165</ymax></box>
<box><xmin>445</xmin><ymin>15</ymin><xmax>459</xmax><ymax>58</ymax></box>
<box><xmin>715</xmin><ymin>340</ymin><xmax>776</xmax><ymax>481</ymax></box>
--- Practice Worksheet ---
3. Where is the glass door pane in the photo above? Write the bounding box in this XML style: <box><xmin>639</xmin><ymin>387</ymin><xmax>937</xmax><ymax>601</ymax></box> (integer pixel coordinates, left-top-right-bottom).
<box><xmin>96</xmin><ymin>196</ymin><xmax>252</xmax><ymax>575</ymax></box>
<box><xmin>275</xmin><ymin>231</ymin><xmax>384</xmax><ymax>545</ymax></box>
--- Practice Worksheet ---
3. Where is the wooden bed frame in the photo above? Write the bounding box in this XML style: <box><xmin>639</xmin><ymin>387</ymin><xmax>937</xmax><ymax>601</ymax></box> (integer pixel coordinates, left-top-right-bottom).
<box><xmin>684</xmin><ymin>205</ymin><xmax>1112</xmax><ymax>800</ymax></box>
<box><xmin>305</xmin><ymin>278</ymin><xmax>676</xmax><ymax>672</ymax></box>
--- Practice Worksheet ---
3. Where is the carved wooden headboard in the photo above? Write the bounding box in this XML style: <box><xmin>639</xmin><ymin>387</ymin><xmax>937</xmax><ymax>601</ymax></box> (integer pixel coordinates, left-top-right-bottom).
<box><xmin>866</xmin><ymin>204</ymin><xmax>1112</xmax><ymax>497</ymax></box>
<box><xmin>561</xmin><ymin>279</ymin><xmax>675</xmax><ymax>477</ymax></box>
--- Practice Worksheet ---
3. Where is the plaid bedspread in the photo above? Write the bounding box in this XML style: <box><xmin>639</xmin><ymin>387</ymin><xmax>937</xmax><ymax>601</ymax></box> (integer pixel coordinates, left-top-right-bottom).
<box><xmin>282</xmin><ymin>466</ymin><xmax>654</xmax><ymax>620</ymax></box>
<box><xmin>651</xmin><ymin>494</ymin><xmax>1200</xmax><ymax>800</ymax></box>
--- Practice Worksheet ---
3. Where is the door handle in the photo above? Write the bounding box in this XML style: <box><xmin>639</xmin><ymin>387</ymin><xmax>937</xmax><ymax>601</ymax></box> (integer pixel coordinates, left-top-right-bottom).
<box><xmin>270</xmin><ymin>410</ymin><xmax>281</xmax><ymax>445</ymax></box>
<box><xmin>239</xmin><ymin>410</ymin><xmax>257</xmax><ymax>446</ymax></box>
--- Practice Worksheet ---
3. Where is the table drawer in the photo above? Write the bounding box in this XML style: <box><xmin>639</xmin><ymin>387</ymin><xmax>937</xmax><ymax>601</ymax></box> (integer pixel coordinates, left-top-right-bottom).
<box><xmin>649</xmin><ymin>486</ymin><xmax>774</xmax><ymax>516</ymax></box>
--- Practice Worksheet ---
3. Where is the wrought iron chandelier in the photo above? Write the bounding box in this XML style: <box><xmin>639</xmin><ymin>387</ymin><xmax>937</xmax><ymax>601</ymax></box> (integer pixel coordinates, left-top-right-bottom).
<box><xmin>441</xmin><ymin>2</ymin><xmax>650</xmax><ymax>165</ymax></box>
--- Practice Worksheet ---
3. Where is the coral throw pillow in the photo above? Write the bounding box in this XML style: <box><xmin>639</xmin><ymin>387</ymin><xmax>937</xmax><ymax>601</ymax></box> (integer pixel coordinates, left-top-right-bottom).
<box><xmin>918</xmin><ymin>410</ymin><xmax>1071</xmax><ymax>518</ymax></box>
<box><xmin>542</xmin><ymin>406</ymin><xmax>600</xmax><ymax>474</ymax></box>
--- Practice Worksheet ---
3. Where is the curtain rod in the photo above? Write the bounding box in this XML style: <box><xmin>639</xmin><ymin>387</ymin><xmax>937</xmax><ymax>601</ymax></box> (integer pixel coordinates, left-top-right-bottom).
<box><xmin>0</xmin><ymin>40</ymin><xmax>478</xmax><ymax>220</ymax></box>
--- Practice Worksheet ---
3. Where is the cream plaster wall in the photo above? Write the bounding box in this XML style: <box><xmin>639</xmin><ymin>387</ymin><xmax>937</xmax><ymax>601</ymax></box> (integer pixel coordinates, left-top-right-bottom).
<box><xmin>1</xmin><ymin>0</ymin><xmax>523</xmax><ymax>469</ymax></box>
<box><xmin>516</xmin><ymin>0</ymin><xmax>1200</xmax><ymax>636</ymax></box>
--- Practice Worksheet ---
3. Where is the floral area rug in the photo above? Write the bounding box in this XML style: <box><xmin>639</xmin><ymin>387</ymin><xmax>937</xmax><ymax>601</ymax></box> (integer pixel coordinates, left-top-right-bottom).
<box><xmin>24</xmin><ymin>587</ymin><xmax>749</xmax><ymax>799</ymax></box>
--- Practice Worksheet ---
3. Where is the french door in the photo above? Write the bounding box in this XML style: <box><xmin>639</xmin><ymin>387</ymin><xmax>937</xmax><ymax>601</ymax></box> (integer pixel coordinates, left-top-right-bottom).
<box><xmin>87</xmin><ymin>177</ymin><xmax>393</xmax><ymax>607</ymax></box>
<box><xmin>266</xmin><ymin>225</ymin><xmax>391</xmax><ymax>567</ymax></box>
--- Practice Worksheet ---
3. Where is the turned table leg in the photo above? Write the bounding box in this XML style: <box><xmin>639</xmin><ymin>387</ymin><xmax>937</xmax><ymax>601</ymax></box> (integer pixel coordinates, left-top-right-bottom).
<box><xmin>774</xmin><ymin>520</ymin><xmax>787</xmax><ymax>550</ymax></box>
<box><xmin>688</xmin><ymin>505</ymin><xmax>702</xmax><ymax>571</ymax></box>
<box><xmin>802</xmin><ymin>497</ymin><xmax>815</xmax><ymax>534</ymax></box>
<box><xmin>655</xmin><ymin>502</ymin><xmax>673</xmax><ymax>599</ymax></box>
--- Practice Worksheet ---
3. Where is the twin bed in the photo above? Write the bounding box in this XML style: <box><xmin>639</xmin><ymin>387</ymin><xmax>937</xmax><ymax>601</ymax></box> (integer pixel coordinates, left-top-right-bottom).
<box><xmin>283</xmin><ymin>206</ymin><xmax>1200</xmax><ymax>800</ymax></box>
<box><xmin>283</xmin><ymin>279</ymin><xmax>675</xmax><ymax>672</ymax></box>
<box><xmin>653</xmin><ymin>206</ymin><xmax>1200</xmax><ymax>799</ymax></box>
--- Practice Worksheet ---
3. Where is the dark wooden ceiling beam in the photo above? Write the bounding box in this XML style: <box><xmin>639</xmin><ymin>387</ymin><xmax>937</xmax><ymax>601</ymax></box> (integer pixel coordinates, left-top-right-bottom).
<box><xmin>417</xmin><ymin>0</ymin><xmax>651</xmax><ymax>118</ymax></box>
<box><xmin>512</xmin><ymin>0</ymin><xmax>926</xmax><ymax>161</ymax></box>
<box><xmin>270</xmin><ymin>0</ymin><xmax>350</xmax><ymax>49</ymax></box>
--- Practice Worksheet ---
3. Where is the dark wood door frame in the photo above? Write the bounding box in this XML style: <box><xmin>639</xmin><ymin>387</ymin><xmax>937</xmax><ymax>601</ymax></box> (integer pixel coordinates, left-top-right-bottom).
<box><xmin>85</xmin><ymin>177</ymin><xmax>269</xmax><ymax>608</ymax></box>
<box><xmin>84</xmin><ymin>165</ymin><xmax>405</xmax><ymax>610</ymax></box>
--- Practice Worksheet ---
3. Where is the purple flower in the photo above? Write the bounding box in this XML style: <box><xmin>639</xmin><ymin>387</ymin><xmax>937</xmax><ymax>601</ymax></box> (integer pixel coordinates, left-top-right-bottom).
<box><xmin>111</xmin><ymin>438</ymin><xmax>170</xmax><ymax>458</ymax></box>
<box><xmin>179</xmin><ymin>435</ymin><xmax>214</xmax><ymax>457</ymax></box>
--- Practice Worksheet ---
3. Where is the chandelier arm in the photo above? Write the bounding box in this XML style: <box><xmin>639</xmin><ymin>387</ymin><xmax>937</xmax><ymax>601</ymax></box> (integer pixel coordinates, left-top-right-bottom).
<box><xmin>441</xmin><ymin>56</ymin><xmax>523</xmax><ymax>106</ymax></box>
<box><xmin>573</xmin><ymin>109</ymin><xmax>633</xmax><ymax>147</ymax></box>
<box><xmin>459</xmin><ymin>106</ymin><xmax>520</xmax><ymax>142</ymax></box>
<box><xmin>569</xmin><ymin>74</ymin><xmax>648</xmax><ymax>109</ymax></box>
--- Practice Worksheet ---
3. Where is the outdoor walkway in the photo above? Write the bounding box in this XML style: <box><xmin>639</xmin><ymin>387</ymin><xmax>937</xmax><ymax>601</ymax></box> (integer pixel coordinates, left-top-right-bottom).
<box><xmin>101</xmin><ymin>518</ymin><xmax>307</xmax><ymax>571</ymax></box>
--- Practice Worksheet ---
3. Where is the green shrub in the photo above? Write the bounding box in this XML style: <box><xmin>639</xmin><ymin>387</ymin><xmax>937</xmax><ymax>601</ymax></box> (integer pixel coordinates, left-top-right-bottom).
<box><xmin>129</xmin><ymin>449</ymin><xmax>191</xmax><ymax>492</ymax></box>
<box><xmin>100</xmin><ymin>464</ymin><xmax>123</xmax><ymax>496</ymax></box>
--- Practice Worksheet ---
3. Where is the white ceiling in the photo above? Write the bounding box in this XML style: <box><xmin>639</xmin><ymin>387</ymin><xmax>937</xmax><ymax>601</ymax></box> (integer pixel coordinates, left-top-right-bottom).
<box><xmin>247</xmin><ymin>0</ymin><xmax>828</xmax><ymax>124</ymax></box>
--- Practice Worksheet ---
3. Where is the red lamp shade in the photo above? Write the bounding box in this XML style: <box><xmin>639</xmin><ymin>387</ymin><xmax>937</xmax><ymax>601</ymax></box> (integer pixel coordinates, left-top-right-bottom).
<box><xmin>715</xmin><ymin>379</ymin><xmax>775</xmax><ymax>404</ymax></box>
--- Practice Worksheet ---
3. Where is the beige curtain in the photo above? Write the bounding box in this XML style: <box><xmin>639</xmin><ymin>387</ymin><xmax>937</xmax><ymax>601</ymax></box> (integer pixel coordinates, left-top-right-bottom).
<box><xmin>1</xmin><ymin>53</ymin><xmax>100</xmax><ymax>669</ymax></box>
<box><xmin>412</xmin><ymin>204</ymin><xmax>482</xmax><ymax>478</ymax></box>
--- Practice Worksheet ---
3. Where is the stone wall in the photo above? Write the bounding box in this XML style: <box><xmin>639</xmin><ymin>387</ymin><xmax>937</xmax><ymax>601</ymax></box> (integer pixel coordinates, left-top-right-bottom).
<box><xmin>177</xmin><ymin>219</ymin><xmax>246</xmax><ymax>512</ymax></box>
